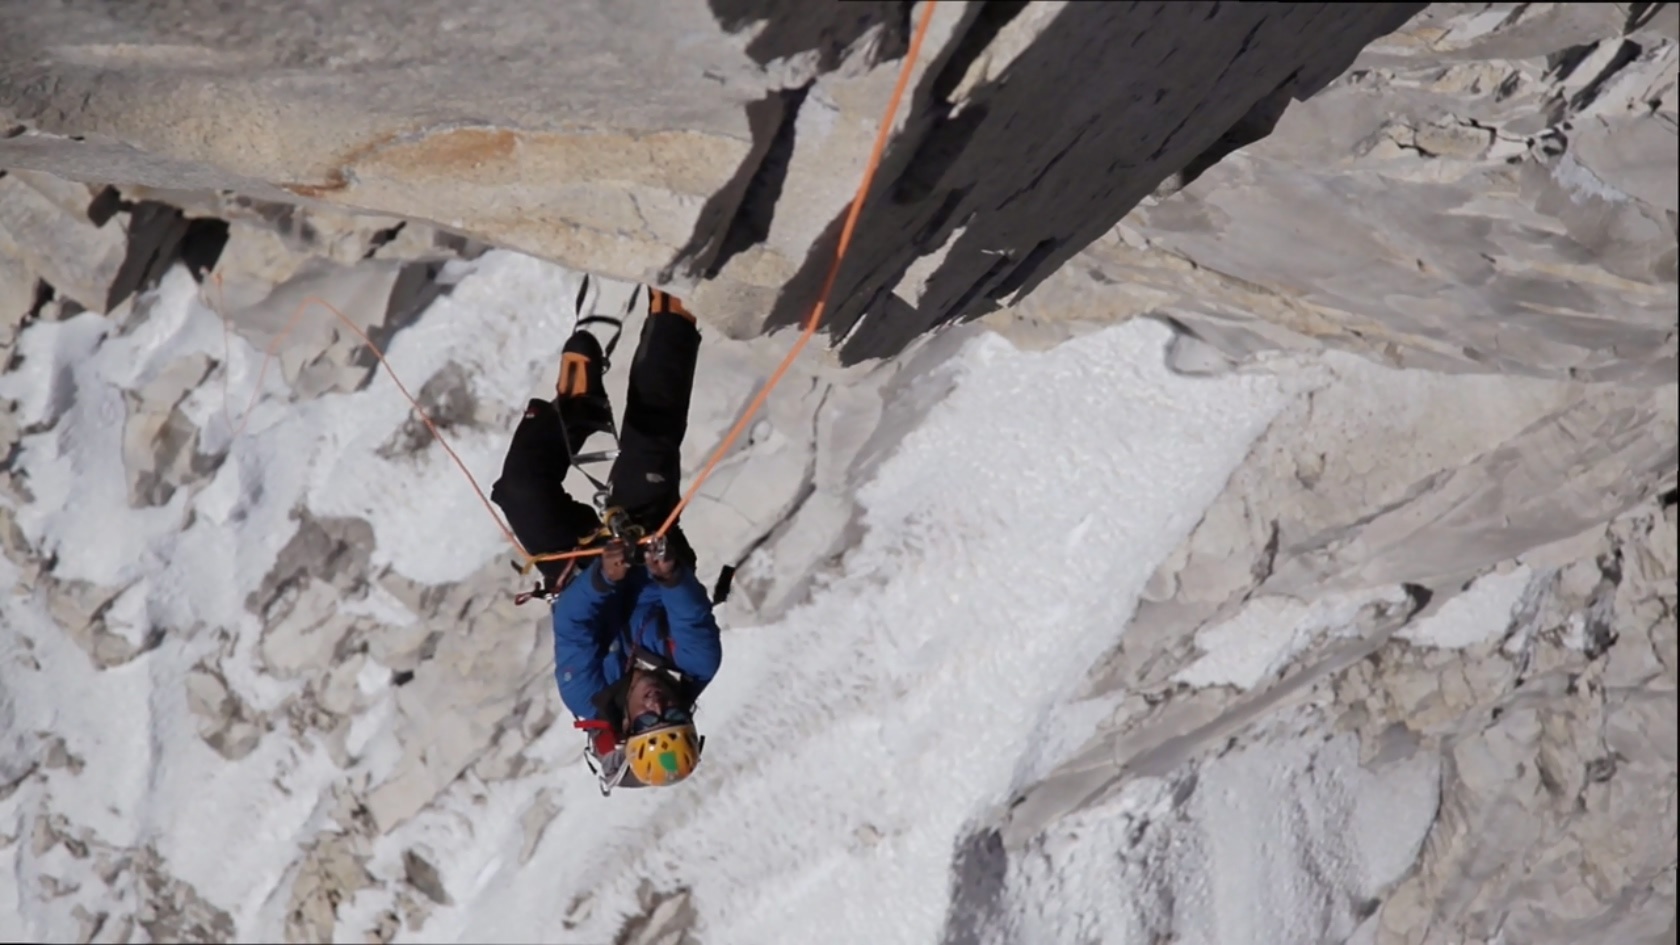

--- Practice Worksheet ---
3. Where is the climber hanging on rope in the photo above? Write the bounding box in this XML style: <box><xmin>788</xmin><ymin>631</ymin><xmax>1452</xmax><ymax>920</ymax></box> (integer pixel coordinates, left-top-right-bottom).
<box><xmin>490</xmin><ymin>285</ymin><xmax>719</xmax><ymax>794</ymax></box>
<box><xmin>474</xmin><ymin>0</ymin><xmax>935</xmax><ymax>796</ymax></box>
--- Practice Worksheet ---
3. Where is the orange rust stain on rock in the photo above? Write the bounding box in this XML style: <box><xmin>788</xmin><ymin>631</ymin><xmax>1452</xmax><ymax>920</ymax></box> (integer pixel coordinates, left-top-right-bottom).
<box><xmin>366</xmin><ymin>127</ymin><xmax>521</xmax><ymax>178</ymax></box>
<box><xmin>280</xmin><ymin>176</ymin><xmax>348</xmax><ymax>199</ymax></box>
<box><xmin>274</xmin><ymin>130</ymin><xmax>396</xmax><ymax>199</ymax></box>
<box><xmin>273</xmin><ymin>125</ymin><xmax>738</xmax><ymax>207</ymax></box>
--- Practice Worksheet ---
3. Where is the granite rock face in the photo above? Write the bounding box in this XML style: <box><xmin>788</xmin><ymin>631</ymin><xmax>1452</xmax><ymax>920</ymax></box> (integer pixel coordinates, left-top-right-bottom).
<box><xmin>1</xmin><ymin>1</ymin><xmax>1424</xmax><ymax>358</ymax></box>
<box><xmin>984</xmin><ymin>342</ymin><xmax>1677</xmax><ymax>945</ymax></box>
<box><xmin>6</xmin><ymin>3</ymin><xmax>1670</xmax><ymax>377</ymax></box>
<box><xmin>1024</xmin><ymin>1</ymin><xmax>1679</xmax><ymax>384</ymax></box>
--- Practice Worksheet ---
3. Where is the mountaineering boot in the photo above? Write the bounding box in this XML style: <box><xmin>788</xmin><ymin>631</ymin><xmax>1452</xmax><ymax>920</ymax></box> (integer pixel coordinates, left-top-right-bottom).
<box><xmin>646</xmin><ymin>288</ymin><xmax>695</xmax><ymax>323</ymax></box>
<box><xmin>554</xmin><ymin>329</ymin><xmax>615</xmax><ymax>459</ymax></box>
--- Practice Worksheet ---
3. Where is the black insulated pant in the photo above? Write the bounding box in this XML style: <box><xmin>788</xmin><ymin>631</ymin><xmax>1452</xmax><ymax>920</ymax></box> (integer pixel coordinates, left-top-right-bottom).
<box><xmin>491</xmin><ymin>312</ymin><xmax>701</xmax><ymax>583</ymax></box>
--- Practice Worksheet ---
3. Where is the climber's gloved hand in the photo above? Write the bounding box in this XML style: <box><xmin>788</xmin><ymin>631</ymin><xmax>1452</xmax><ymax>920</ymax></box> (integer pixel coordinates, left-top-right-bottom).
<box><xmin>600</xmin><ymin>540</ymin><xmax>631</xmax><ymax>583</ymax></box>
<box><xmin>645</xmin><ymin>536</ymin><xmax>679</xmax><ymax>585</ymax></box>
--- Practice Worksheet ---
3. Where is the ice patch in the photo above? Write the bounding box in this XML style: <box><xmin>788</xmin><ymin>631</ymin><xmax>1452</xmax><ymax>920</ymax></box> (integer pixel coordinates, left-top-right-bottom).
<box><xmin>1398</xmin><ymin>565</ymin><xmax>1535</xmax><ymax>649</ymax></box>
<box><xmin>1008</xmin><ymin>716</ymin><xmax>1440</xmax><ymax>945</ymax></box>
<box><xmin>1553</xmin><ymin>150</ymin><xmax>1631</xmax><ymax>205</ymax></box>
<box><xmin>1176</xmin><ymin>586</ymin><xmax>1411</xmax><ymax>691</ymax></box>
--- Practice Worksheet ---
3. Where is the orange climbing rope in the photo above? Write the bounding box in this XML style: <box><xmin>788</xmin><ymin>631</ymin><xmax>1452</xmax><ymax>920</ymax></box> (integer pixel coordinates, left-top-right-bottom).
<box><xmin>528</xmin><ymin>0</ymin><xmax>940</xmax><ymax>568</ymax></box>
<box><xmin>650</xmin><ymin>0</ymin><xmax>940</xmax><ymax>540</ymax></box>
<box><xmin>207</xmin><ymin>0</ymin><xmax>939</xmax><ymax>575</ymax></box>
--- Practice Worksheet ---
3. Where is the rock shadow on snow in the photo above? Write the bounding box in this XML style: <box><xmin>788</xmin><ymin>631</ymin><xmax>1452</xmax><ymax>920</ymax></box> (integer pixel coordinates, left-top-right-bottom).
<box><xmin>939</xmin><ymin>827</ymin><xmax>1009</xmax><ymax>945</ymax></box>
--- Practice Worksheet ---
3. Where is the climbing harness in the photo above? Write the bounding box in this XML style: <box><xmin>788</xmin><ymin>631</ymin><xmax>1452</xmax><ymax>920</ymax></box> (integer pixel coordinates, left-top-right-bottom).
<box><xmin>511</xmin><ymin>507</ymin><xmax>673</xmax><ymax>606</ymax></box>
<box><xmin>510</xmin><ymin>280</ymin><xmax>687</xmax><ymax>607</ymax></box>
<box><xmin>563</xmin><ymin>276</ymin><xmax>635</xmax><ymax>505</ymax></box>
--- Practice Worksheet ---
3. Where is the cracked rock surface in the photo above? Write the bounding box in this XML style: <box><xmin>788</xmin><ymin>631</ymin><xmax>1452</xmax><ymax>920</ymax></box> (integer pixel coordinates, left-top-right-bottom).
<box><xmin>985</xmin><ymin>347</ymin><xmax>1677</xmax><ymax>944</ymax></box>
<box><xmin>1020</xmin><ymin>1</ymin><xmax>1679</xmax><ymax>384</ymax></box>
<box><xmin>2</xmin><ymin>1</ymin><xmax>1424</xmax><ymax>359</ymax></box>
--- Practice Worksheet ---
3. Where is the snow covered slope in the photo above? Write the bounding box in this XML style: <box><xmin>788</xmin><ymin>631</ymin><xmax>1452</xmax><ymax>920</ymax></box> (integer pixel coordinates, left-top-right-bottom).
<box><xmin>0</xmin><ymin>251</ymin><xmax>1285</xmax><ymax>941</ymax></box>
<box><xmin>2</xmin><ymin>249</ymin><xmax>1674</xmax><ymax>945</ymax></box>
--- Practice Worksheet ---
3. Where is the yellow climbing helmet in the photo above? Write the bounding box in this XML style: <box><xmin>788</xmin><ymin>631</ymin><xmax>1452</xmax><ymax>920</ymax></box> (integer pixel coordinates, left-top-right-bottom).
<box><xmin>624</xmin><ymin>709</ymin><xmax>703</xmax><ymax>787</ymax></box>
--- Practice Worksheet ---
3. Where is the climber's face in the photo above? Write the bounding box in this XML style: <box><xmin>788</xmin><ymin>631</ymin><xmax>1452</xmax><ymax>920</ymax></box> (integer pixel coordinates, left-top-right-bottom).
<box><xmin>626</xmin><ymin>671</ymin><xmax>673</xmax><ymax>719</ymax></box>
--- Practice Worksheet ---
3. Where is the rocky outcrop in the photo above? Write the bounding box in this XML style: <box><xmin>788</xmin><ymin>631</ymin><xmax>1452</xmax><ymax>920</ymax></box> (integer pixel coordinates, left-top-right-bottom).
<box><xmin>982</xmin><ymin>340</ymin><xmax>1678</xmax><ymax>944</ymax></box>
<box><xmin>0</xmin><ymin>169</ymin><xmax>186</xmax><ymax>315</ymax></box>
<box><xmin>615</xmin><ymin>886</ymin><xmax>702</xmax><ymax>945</ymax></box>
<box><xmin>0</xmin><ymin>163</ymin><xmax>487</xmax><ymax>418</ymax></box>
<box><xmin>5</xmin><ymin>4</ymin><xmax>1670</xmax><ymax>380</ymax></box>
<box><xmin>2</xmin><ymin>1</ymin><xmax>1425</xmax><ymax>357</ymax></box>
<box><xmin>1021</xmin><ymin>2</ymin><xmax>1679</xmax><ymax>384</ymax></box>
<box><xmin>11</xmin><ymin>817</ymin><xmax>236</xmax><ymax>945</ymax></box>
<box><xmin>1344</xmin><ymin>503</ymin><xmax>1677</xmax><ymax>945</ymax></box>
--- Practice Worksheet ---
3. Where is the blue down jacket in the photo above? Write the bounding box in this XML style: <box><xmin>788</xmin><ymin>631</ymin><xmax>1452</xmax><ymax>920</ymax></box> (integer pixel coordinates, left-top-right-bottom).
<box><xmin>549</xmin><ymin>560</ymin><xmax>723</xmax><ymax>722</ymax></box>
